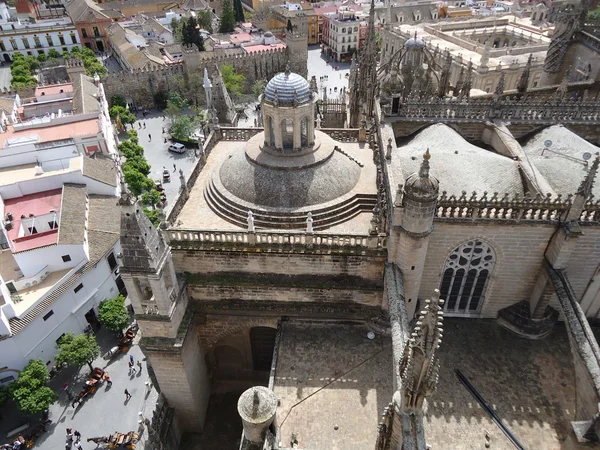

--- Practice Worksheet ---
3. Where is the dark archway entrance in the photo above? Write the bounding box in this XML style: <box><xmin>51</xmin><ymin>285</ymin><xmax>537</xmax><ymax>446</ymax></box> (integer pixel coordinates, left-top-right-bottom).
<box><xmin>250</xmin><ymin>327</ymin><xmax>277</xmax><ymax>371</ymax></box>
<box><xmin>96</xmin><ymin>41</ymin><xmax>104</xmax><ymax>52</ymax></box>
<box><xmin>3</xmin><ymin>54</ymin><xmax>9</xmax><ymax>62</ymax></box>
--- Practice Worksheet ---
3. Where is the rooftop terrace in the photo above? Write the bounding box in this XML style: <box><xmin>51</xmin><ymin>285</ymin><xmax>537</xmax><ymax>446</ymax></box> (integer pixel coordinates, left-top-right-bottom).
<box><xmin>0</xmin><ymin>117</ymin><xmax>100</xmax><ymax>149</ymax></box>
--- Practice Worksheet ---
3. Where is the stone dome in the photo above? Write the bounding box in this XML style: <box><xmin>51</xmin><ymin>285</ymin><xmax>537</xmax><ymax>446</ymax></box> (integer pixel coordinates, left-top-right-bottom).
<box><xmin>218</xmin><ymin>132</ymin><xmax>361</xmax><ymax>209</ymax></box>
<box><xmin>264</xmin><ymin>69</ymin><xmax>311</xmax><ymax>105</ymax></box>
<box><xmin>405</xmin><ymin>36</ymin><xmax>425</xmax><ymax>50</ymax></box>
<box><xmin>264</xmin><ymin>31</ymin><xmax>274</xmax><ymax>37</ymax></box>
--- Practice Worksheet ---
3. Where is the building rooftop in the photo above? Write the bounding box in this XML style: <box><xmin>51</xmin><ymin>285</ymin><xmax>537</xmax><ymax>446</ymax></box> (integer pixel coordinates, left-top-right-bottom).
<box><xmin>34</xmin><ymin>83</ymin><xmax>73</xmax><ymax>98</ymax></box>
<box><xmin>8</xmin><ymin>194</ymin><xmax>120</xmax><ymax>335</ymax></box>
<box><xmin>0</xmin><ymin>118</ymin><xmax>100</xmax><ymax>149</ymax></box>
<box><xmin>521</xmin><ymin>125</ymin><xmax>600</xmax><ymax>198</ymax></box>
<box><xmin>0</xmin><ymin>157</ymin><xmax>82</xmax><ymax>187</ymax></box>
<box><xmin>425</xmin><ymin>319</ymin><xmax>583</xmax><ymax>449</ymax></box>
<box><xmin>3</xmin><ymin>189</ymin><xmax>63</xmax><ymax>253</ymax></box>
<box><xmin>56</xmin><ymin>184</ymin><xmax>87</xmax><ymax>246</ymax></box>
<box><xmin>243</xmin><ymin>43</ymin><xmax>286</xmax><ymax>54</ymax></box>
<box><xmin>273</xmin><ymin>322</ymin><xmax>393</xmax><ymax>450</ymax></box>
<box><xmin>392</xmin><ymin>123</ymin><xmax>525</xmax><ymax>197</ymax></box>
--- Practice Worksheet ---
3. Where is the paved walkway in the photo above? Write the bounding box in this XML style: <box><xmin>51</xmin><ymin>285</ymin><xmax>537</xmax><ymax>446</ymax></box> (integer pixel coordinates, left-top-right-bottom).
<box><xmin>0</xmin><ymin>326</ymin><xmax>158</xmax><ymax>449</ymax></box>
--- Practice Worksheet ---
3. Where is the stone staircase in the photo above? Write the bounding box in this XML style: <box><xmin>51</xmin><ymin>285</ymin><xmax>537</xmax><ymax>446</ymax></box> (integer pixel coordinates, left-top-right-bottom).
<box><xmin>204</xmin><ymin>178</ymin><xmax>377</xmax><ymax>230</ymax></box>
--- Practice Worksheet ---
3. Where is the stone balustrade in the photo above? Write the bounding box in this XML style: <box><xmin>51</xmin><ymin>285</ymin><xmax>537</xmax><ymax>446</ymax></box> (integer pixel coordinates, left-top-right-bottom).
<box><xmin>320</xmin><ymin>128</ymin><xmax>359</xmax><ymax>142</ymax></box>
<box><xmin>219</xmin><ymin>127</ymin><xmax>263</xmax><ymax>141</ymax></box>
<box><xmin>166</xmin><ymin>229</ymin><xmax>386</xmax><ymax>250</ymax></box>
<box><xmin>434</xmin><ymin>191</ymin><xmax>600</xmax><ymax>223</ymax></box>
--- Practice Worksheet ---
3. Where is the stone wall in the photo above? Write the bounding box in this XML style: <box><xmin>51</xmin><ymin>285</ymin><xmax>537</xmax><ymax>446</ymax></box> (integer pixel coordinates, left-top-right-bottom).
<box><xmin>419</xmin><ymin>221</ymin><xmax>558</xmax><ymax>318</ymax></box>
<box><xmin>565</xmin><ymin>227</ymin><xmax>600</xmax><ymax>300</ymax></box>
<box><xmin>172</xmin><ymin>250</ymin><xmax>385</xmax><ymax>282</ymax></box>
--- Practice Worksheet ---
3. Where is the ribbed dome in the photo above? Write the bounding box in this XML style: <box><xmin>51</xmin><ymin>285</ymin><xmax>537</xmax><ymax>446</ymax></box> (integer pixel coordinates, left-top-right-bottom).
<box><xmin>405</xmin><ymin>36</ymin><xmax>425</xmax><ymax>50</ymax></box>
<box><xmin>264</xmin><ymin>70</ymin><xmax>311</xmax><ymax>105</ymax></box>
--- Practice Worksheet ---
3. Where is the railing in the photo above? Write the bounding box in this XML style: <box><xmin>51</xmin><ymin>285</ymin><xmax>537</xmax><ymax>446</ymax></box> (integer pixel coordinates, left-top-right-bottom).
<box><xmin>167</xmin><ymin>229</ymin><xmax>386</xmax><ymax>250</ymax></box>
<box><xmin>220</xmin><ymin>127</ymin><xmax>262</xmax><ymax>141</ymax></box>
<box><xmin>320</xmin><ymin>128</ymin><xmax>359</xmax><ymax>142</ymax></box>
<box><xmin>434</xmin><ymin>191</ymin><xmax>581</xmax><ymax>222</ymax></box>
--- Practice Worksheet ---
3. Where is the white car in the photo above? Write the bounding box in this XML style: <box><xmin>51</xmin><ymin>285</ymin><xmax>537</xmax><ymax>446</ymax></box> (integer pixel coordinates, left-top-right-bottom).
<box><xmin>168</xmin><ymin>143</ymin><xmax>186</xmax><ymax>154</ymax></box>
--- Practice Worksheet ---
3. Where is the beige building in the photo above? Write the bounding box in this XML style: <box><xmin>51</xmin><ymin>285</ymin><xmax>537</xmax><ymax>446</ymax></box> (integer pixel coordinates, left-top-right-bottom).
<box><xmin>381</xmin><ymin>16</ymin><xmax>551</xmax><ymax>93</ymax></box>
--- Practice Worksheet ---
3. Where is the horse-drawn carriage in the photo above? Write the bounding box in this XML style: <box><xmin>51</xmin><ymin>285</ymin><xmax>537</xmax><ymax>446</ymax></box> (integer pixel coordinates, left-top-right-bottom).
<box><xmin>87</xmin><ymin>431</ymin><xmax>139</xmax><ymax>449</ymax></box>
<box><xmin>104</xmin><ymin>326</ymin><xmax>137</xmax><ymax>359</ymax></box>
<box><xmin>72</xmin><ymin>367</ymin><xmax>105</xmax><ymax>407</ymax></box>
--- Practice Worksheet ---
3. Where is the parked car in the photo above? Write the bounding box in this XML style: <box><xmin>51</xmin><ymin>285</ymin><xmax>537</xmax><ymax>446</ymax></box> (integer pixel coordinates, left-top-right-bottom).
<box><xmin>168</xmin><ymin>143</ymin><xmax>186</xmax><ymax>154</ymax></box>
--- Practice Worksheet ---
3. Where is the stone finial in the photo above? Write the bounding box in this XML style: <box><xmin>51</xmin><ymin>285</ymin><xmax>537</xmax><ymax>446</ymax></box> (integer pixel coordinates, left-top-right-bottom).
<box><xmin>285</xmin><ymin>61</ymin><xmax>291</xmax><ymax>76</ymax></box>
<box><xmin>419</xmin><ymin>149</ymin><xmax>431</xmax><ymax>178</ymax></box>
<box><xmin>577</xmin><ymin>156</ymin><xmax>600</xmax><ymax>199</ymax></box>
<box><xmin>247</xmin><ymin>210</ymin><xmax>255</xmax><ymax>232</ymax></box>
<box><xmin>306</xmin><ymin>212</ymin><xmax>313</xmax><ymax>233</ymax></box>
<box><xmin>494</xmin><ymin>73</ymin><xmax>505</xmax><ymax>97</ymax></box>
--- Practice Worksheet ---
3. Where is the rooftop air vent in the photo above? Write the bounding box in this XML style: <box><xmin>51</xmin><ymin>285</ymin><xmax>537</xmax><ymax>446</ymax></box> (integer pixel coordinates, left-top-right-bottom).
<box><xmin>28</xmin><ymin>213</ymin><xmax>34</xmax><ymax>218</ymax></box>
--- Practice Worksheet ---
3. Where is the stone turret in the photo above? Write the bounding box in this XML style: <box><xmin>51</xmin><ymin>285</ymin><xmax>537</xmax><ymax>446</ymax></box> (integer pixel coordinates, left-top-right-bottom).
<box><xmin>286</xmin><ymin>31</ymin><xmax>308</xmax><ymax>78</ymax></box>
<box><xmin>389</xmin><ymin>150</ymin><xmax>439</xmax><ymax>319</ymax></box>
<box><xmin>238</xmin><ymin>386</ymin><xmax>278</xmax><ymax>445</ymax></box>
<box><xmin>118</xmin><ymin>188</ymin><xmax>210</xmax><ymax>433</ymax></box>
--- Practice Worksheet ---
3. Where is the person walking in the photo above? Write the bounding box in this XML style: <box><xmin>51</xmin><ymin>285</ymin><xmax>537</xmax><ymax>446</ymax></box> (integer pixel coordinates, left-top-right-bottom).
<box><xmin>143</xmin><ymin>122</ymin><xmax>146</xmax><ymax>129</ymax></box>
<box><xmin>129</xmin><ymin>354</ymin><xmax>134</xmax><ymax>364</ymax></box>
<box><xmin>73</xmin><ymin>439</ymin><xmax>83</xmax><ymax>450</ymax></box>
<box><xmin>173</xmin><ymin>163</ymin><xmax>176</xmax><ymax>172</ymax></box>
<box><xmin>136</xmin><ymin>361</ymin><xmax>142</xmax><ymax>372</ymax></box>
<box><xmin>148</xmin><ymin>133</ymin><xmax>151</xmax><ymax>141</ymax></box>
<box><xmin>74</xmin><ymin>431</ymin><xmax>81</xmax><ymax>440</ymax></box>
<box><xmin>124</xmin><ymin>389</ymin><xmax>132</xmax><ymax>400</ymax></box>
<box><xmin>103</xmin><ymin>372</ymin><xmax>112</xmax><ymax>386</ymax></box>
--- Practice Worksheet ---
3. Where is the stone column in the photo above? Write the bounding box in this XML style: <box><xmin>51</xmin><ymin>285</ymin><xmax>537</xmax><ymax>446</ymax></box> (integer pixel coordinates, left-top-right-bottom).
<box><xmin>274</xmin><ymin>118</ymin><xmax>283</xmax><ymax>150</ymax></box>
<box><xmin>263</xmin><ymin>115</ymin><xmax>271</xmax><ymax>147</ymax></box>
<box><xmin>293</xmin><ymin>116</ymin><xmax>302</xmax><ymax>150</ymax></box>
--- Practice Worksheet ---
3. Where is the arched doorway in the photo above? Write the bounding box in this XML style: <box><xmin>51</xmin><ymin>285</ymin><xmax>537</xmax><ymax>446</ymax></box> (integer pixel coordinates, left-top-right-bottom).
<box><xmin>439</xmin><ymin>240</ymin><xmax>495</xmax><ymax>314</ymax></box>
<box><xmin>266</xmin><ymin>115</ymin><xmax>275</xmax><ymax>147</ymax></box>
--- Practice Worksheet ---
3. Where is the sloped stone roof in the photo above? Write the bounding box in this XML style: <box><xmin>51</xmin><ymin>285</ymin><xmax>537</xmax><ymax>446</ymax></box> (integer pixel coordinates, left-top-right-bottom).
<box><xmin>522</xmin><ymin>125</ymin><xmax>600</xmax><ymax>198</ymax></box>
<box><xmin>82</xmin><ymin>156</ymin><xmax>118</xmax><ymax>187</ymax></box>
<box><xmin>57</xmin><ymin>184</ymin><xmax>88</xmax><ymax>245</ymax></box>
<box><xmin>120</xmin><ymin>203</ymin><xmax>166</xmax><ymax>273</ymax></box>
<box><xmin>393</xmin><ymin>124</ymin><xmax>525</xmax><ymax>197</ymax></box>
<box><xmin>72</xmin><ymin>73</ymin><xmax>100</xmax><ymax>114</ymax></box>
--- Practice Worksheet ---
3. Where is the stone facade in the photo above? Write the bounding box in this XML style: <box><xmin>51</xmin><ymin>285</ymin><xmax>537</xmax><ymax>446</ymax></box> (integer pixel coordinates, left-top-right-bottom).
<box><xmin>101</xmin><ymin>32</ymin><xmax>308</xmax><ymax>108</ymax></box>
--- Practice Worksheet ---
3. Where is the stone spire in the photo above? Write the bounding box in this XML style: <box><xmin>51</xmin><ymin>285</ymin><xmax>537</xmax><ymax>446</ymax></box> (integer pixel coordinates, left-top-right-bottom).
<box><xmin>494</xmin><ymin>72</ymin><xmax>505</xmax><ymax>100</ymax></box>
<box><xmin>566</xmin><ymin>156</ymin><xmax>599</xmax><ymax>221</ymax></box>
<box><xmin>437</xmin><ymin>51</ymin><xmax>452</xmax><ymax>98</ymax></box>
<box><xmin>556</xmin><ymin>73</ymin><xmax>569</xmax><ymax>101</ymax></box>
<box><xmin>462</xmin><ymin>59</ymin><xmax>473</xmax><ymax>99</ymax></box>
<box><xmin>363</xmin><ymin>0</ymin><xmax>378</xmax><ymax>119</ymax></box>
<box><xmin>480</xmin><ymin>39</ymin><xmax>491</xmax><ymax>68</ymax></box>
<box><xmin>398</xmin><ymin>289</ymin><xmax>444</xmax><ymax>412</ymax></box>
<box><xmin>453</xmin><ymin>66</ymin><xmax>465</xmax><ymax>98</ymax></box>
<box><xmin>517</xmin><ymin>53</ymin><xmax>533</xmax><ymax>96</ymax></box>
<box><xmin>203</xmin><ymin>68</ymin><xmax>213</xmax><ymax>109</ymax></box>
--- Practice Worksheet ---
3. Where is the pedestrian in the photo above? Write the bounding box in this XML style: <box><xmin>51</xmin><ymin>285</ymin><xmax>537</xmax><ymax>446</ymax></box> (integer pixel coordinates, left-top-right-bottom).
<box><xmin>173</xmin><ymin>163</ymin><xmax>176</xmax><ymax>172</ymax></box>
<box><xmin>148</xmin><ymin>133</ymin><xmax>152</xmax><ymax>141</ymax></box>
<box><xmin>136</xmin><ymin>361</ymin><xmax>142</xmax><ymax>372</ymax></box>
<box><xmin>143</xmin><ymin>122</ymin><xmax>146</xmax><ymax>129</ymax></box>
<box><xmin>74</xmin><ymin>430</ymin><xmax>81</xmax><ymax>440</ymax></box>
<box><xmin>66</xmin><ymin>428</ymin><xmax>73</xmax><ymax>441</ymax></box>
<box><xmin>130</xmin><ymin>365</ymin><xmax>137</xmax><ymax>376</ymax></box>
<box><xmin>124</xmin><ymin>389</ymin><xmax>132</xmax><ymax>400</ymax></box>
<box><xmin>74</xmin><ymin>439</ymin><xmax>83</xmax><ymax>450</ymax></box>
<box><xmin>130</xmin><ymin>354</ymin><xmax>134</xmax><ymax>364</ymax></box>
<box><xmin>162</xmin><ymin>127</ymin><xmax>165</xmax><ymax>134</ymax></box>
<box><xmin>103</xmin><ymin>372</ymin><xmax>112</xmax><ymax>385</ymax></box>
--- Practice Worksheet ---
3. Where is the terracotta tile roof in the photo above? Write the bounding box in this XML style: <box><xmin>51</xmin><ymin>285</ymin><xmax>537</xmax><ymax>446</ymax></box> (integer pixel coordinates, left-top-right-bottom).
<box><xmin>0</xmin><ymin>97</ymin><xmax>15</xmax><ymax>114</ymax></box>
<box><xmin>57</xmin><ymin>184</ymin><xmax>87</xmax><ymax>245</ymax></box>
<box><xmin>8</xmin><ymin>195</ymin><xmax>121</xmax><ymax>335</ymax></box>
<box><xmin>82</xmin><ymin>155</ymin><xmax>118</xmax><ymax>187</ymax></box>
<box><xmin>65</xmin><ymin>0</ymin><xmax>110</xmax><ymax>21</ymax></box>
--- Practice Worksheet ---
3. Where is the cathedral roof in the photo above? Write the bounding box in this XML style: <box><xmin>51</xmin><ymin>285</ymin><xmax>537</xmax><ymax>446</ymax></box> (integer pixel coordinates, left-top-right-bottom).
<box><xmin>264</xmin><ymin>70</ymin><xmax>311</xmax><ymax>105</ymax></box>
<box><xmin>522</xmin><ymin>125</ymin><xmax>600</xmax><ymax>198</ymax></box>
<box><xmin>394</xmin><ymin>124</ymin><xmax>525</xmax><ymax>197</ymax></box>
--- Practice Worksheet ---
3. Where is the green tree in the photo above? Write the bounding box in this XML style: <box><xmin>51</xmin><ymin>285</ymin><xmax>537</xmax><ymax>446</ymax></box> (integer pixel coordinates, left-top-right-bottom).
<box><xmin>219</xmin><ymin>0</ymin><xmax>236</xmax><ymax>33</ymax></box>
<box><xmin>233</xmin><ymin>0</ymin><xmax>245</xmax><ymax>23</ymax></box>
<box><xmin>141</xmin><ymin>189</ymin><xmax>162</xmax><ymax>209</ymax></box>
<box><xmin>168</xmin><ymin>92</ymin><xmax>188</xmax><ymax>110</ymax></box>
<box><xmin>197</xmin><ymin>10</ymin><xmax>213</xmax><ymax>33</ymax></box>
<box><xmin>252</xmin><ymin>79</ymin><xmax>266</xmax><ymax>97</ymax></box>
<box><xmin>171</xmin><ymin>115</ymin><xmax>197</xmax><ymax>141</ymax></box>
<box><xmin>123</xmin><ymin>167</ymin><xmax>154</xmax><ymax>196</ymax></box>
<box><xmin>109</xmin><ymin>105</ymin><xmax>136</xmax><ymax>125</ymax></box>
<box><xmin>588</xmin><ymin>6</ymin><xmax>600</xmax><ymax>20</ymax></box>
<box><xmin>11</xmin><ymin>360</ymin><xmax>56</xmax><ymax>416</ymax></box>
<box><xmin>47</xmin><ymin>48</ymin><xmax>61</xmax><ymax>59</ymax></box>
<box><xmin>56</xmin><ymin>333</ymin><xmax>100</xmax><ymax>372</ymax></box>
<box><xmin>143</xmin><ymin>208</ymin><xmax>161</xmax><ymax>227</ymax></box>
<box><xmin>220</xmin><ymin>64</ymin><xmax>246</xmax><ymax>98</ymax></box>
<box><xmin>154</xmin><ymin>90</ymin><xmax>169</xmax><ymax>109</ymax></box>
<box><xmin>110</xmin><ymin>95</ymin><xmax>127</xmax><ymax>108</ymax></box>
<box><xmin>171</xmin><ymin>17</ymin><xmax>184</xmax><ymax>42</ymax></box>
<box><xmin>98</xmin><ymin>295</ymin><xmax>130</xmax><ymax>335</ymax></box>
<box><xmin>182</xmin><ymin>16</ymin><xmax>205</xmax><ymax>51</ymax></box>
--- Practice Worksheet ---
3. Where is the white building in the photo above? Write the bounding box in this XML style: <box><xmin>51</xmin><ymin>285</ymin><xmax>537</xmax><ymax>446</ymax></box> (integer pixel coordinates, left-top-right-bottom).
<box><xmin>0</xmin><ymin>74</ymin><xmax>124</xmax><ymax>383</ymax></box>
<box><xmin>322</xmin><ymin>6</ymin><xmax>365</xmax><ymax>62</ymax></box>
<box><xmin>0</xmin><ymin>3</ymin><xmax>81</xmax><ymax>62</ymax></box>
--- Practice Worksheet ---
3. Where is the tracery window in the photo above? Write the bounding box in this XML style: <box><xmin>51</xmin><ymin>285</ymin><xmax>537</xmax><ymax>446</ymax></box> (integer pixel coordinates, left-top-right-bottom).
<box><xmin>439</xmin><ymin>240</ymin><xmax>494</xmax><ymax>314</ymax></box>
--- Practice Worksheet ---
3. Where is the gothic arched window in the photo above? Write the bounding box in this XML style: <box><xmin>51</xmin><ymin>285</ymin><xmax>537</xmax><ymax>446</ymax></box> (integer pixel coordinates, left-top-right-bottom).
<box><xmin>439</xmin><ymin>240</ymin><xmax>495</xmax><ymax>315</ymax></box>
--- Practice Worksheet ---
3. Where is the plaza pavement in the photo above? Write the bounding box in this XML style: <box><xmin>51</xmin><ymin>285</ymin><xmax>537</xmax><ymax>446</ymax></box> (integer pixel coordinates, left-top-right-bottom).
<box><xmin>0</xmin><ymin>327</ymin><xmax>158</xmax><ymax>450</ymax></box>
